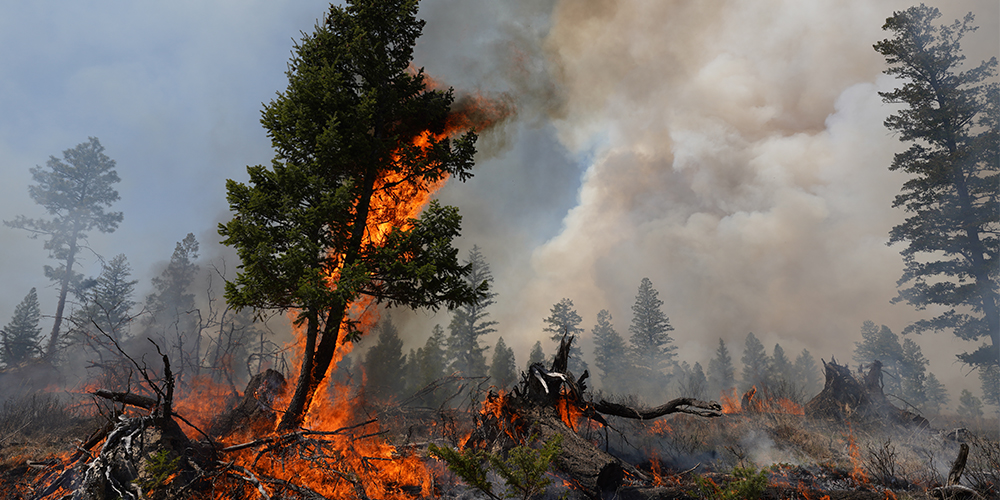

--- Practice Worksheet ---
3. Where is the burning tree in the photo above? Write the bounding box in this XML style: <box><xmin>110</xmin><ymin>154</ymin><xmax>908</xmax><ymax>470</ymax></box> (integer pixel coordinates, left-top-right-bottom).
<box><xmin>219</xmin><ymin>0</ymin><xmax>490</xmax><ymax>431</ymax></box>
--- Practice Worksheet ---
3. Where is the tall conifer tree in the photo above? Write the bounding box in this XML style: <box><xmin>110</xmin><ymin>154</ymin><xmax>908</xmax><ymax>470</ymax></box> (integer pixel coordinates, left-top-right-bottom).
<box><xmin>4</xmin><ymin>138</ymin><xmax>122</xmax><ymax>358</ymax></box>
<box><xmin>875</xmin><ymin>5</ymin><xmax>999</xmax><ymax>375</ymax></box>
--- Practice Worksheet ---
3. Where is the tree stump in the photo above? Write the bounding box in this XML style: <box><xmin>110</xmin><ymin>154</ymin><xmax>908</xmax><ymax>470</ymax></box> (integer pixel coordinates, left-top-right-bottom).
<box><xmin>803</xmin><ymin>358</ymin><xmax>928</xmax><ymax>428</ymax></box>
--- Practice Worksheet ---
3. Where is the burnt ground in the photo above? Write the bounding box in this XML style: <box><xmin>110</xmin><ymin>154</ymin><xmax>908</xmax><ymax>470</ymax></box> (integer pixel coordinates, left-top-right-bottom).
<box><xmin>1</xmin><ymin>386</ymin><xmax>998</xmax><ymax>500</ymax></box>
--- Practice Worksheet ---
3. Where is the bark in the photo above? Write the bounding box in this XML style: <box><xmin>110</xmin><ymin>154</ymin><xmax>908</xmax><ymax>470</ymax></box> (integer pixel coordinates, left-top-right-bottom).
<box><xmin>947</xmin><ymin>443</ymin><xmax>970</xmax><ymax>486</ymax></box>
<box><xmin>278</xmin><ymin>151</ymin><xmax>379</xmax><ymax>431</ymax></box>
<box><xmin>209</xmin><ymin>369</ymin><xmax>286</xmax><ymax>439</ymax></box>
<box><xmin>45</xmin><ymin>233</ymin><xmax>78</xmax><ymax>358</ymax></box>
<box><xmin>92</xmin><ymin>389</ymin><xmax>157</xmax><ymax>409</ymax></box>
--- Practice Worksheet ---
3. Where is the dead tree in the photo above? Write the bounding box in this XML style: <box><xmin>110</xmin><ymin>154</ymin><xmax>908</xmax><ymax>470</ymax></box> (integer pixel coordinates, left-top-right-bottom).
<box><xmin>467</xmin><ymin>334</ymin><xmax>721</xmax><ymax>498</ymax></box>
<box><xmin>804</xmin><ymin>358</ymin><xmax>928</xmax><ymax>428</ymax></box>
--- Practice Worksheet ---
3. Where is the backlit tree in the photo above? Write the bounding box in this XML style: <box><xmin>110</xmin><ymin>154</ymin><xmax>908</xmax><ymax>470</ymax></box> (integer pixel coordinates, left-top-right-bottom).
<box><xmin>1</xmin><ymin>288</ymin><xmax>42</xmax><ymax>367</ymax></box>
<box><xmin>543</xmin><ymin>298</ymin><xmax>587</xmax><ymax>376</ymax></box>
<box><xmin>447</xmin><ymin>246</ymin><xmax>497</xmax><ymax>378</ymax></box>
<box><xmin>875</xmin><ymin>5</ymin><xmax>999</xmax><ymax>375</ymax></box>
<box><xmin>220</xmin><ymin>0</ymin><xmax>483</xmax><ymax>429</ymax></box>
<box><xmin>4</xmin><ymin>137</ymin><xmax>122</xmax><ymax>358</ymax></box>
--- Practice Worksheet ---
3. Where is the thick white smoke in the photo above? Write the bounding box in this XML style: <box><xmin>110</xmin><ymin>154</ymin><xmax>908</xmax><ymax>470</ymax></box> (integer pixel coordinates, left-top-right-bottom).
<box><xmin>423</xmin><ymin>0</ymin><xmax>998</xmax><ymax>395</ymax></box>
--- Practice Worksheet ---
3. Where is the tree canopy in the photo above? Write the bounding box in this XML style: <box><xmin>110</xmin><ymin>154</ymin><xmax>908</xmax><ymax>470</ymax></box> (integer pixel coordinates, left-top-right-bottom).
<box><xmin>1</xmin><ymin>288</ymin><xmax>42</xmax><ymax>367</ymax></box>
<box><xmin>220</xmin><ymin>0</ymin><xmax>483</xmax><ymax>429</ymax></box>
<box><xmin>4</xmin><ymin>137</ymin><xmax>122</xmax><ymax>358</ymax></box>
<box><xmin>447</xmin><ymin>246</ymin><xmax>496</xmax><ymax>378</ymax></box>
<box><xmin>875</xmin><ymin>5</ymin><xmax>998</xmax><ymax>372</ymax></box>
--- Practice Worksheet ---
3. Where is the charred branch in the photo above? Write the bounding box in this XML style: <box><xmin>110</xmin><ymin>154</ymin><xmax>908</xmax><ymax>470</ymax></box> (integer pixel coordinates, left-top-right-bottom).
<box><xmin>592</xmin><ymin>397</ymin><xmax>723</xmax><ymax>419</ymax></box>
<box><xmin>91</xmin><ymin>389</ymin><xmax>157</xmax><ymax>410</ymax></box>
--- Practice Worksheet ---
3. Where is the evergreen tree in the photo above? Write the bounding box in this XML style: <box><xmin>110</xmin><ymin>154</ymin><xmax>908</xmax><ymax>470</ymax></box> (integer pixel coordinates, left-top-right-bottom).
<box><xmin>875</xmin><ymin>6</ymin><xmax>999</xmax><ymax>372</ymax></box>
<box><xmin>543</xmin><ymin>298</ymin><xmax>588</xmax><ymax>376</ymax></box>
<box><xmin>1</xmin><ymin>288</ymin><xmax>42</xmax><ymax>367</ymax></box>
<box><xmin>957</xmin><ymin>389</ymin><xmax>984</xmax><ymax>419</ymax></box>
<box><xmin>403</xmin><ymin>348</ymin><xmax>421</xmax><ymax>393</ymax></box>
<box><xmin>921</xmin><ymin>372</ymin><xmax>949</xmax><ymax>416</ymax></box>
<box><xmin>526</xmin><ymin>340</ymin><xmax>545</xmax><ymax>370</ymax></box>
<box><xmin>489</xmin><ymin>337</ymin><xmax>517</xmax><ymax>389</ymax></box>
<box><xmin>854</xmin><ymin>321</ymin><xmax>905</xmax><ymax>396</ymax></box>
<box><xmin>70</xmin><ymin>254</ymin><xmax>137</xmax><ymax>345</ymax></box>
<box><xmin>420</xmin><ymin>325</ymin><xmax>448</xmax><ymax>382</ymax></box>
<box><xmin>707</xmin><ymin>338</ymin><xmax>736</xmax><ymax>396</ymax></box>
<box><xmin>793</xmin><ymin>348</ymin><xmax>822</xmax><ymax>397</ymax></box>
<box><xmin>592</xmin><ymin>309</ymin><xmax>628</xmax><ymax>393</ymax></box>
<box><xmin>628</xmin><ymin>278</ymin><xmax>676</xmax><ymax>377</ymax></box>
<box><xmin>144</xmin><ymin>234</ymin><xmax>201</xmax><ymax>381</ymax></box>
<box><xmin>447</xmin><ymin>247</ymin><xmax>497</xmax><ymax>378</ymax></box>
<box><xmin>899</xmin><ymin>337</ymin><xmax>929</xmax><ymax>407</ymax></box>
<box><xmin>4</xmin><ymin>137</ymin><xmax>123</xmax><ymax>358</ymax></box>
<box><xmin>364</xmin><ymin>318</ymin><xmax>406</xmax><ymax>401</ymax></box>
<box><xmin>770</xmin><ymin>344</ymin><xmax>794</xmax><ymax>387</ymax></box>
<box><xmin>219</xmin><ymin>0</ymin><xmax>482</xmax><ymax>430</ymax></box>
<box><xmin>979</xmin><ymin>364</ymin><xmax>999</xmax><ymax>408</ymax></box>
<box><xmin>677</xmin><ymin>361</ymin><xmax>708</xmax><ymax>399</ymax></box>
<box><xmin>740</xmin><ymin>332</ymin><xmax>769</xmax><ymax>392</ymax></box>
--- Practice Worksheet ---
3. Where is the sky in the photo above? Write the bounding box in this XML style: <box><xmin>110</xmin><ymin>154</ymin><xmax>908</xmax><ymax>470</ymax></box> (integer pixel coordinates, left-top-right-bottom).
<box><xmin>0</xmin><ymin>0</ymin><xmax>997</xmax><ymax>400</ymax></box>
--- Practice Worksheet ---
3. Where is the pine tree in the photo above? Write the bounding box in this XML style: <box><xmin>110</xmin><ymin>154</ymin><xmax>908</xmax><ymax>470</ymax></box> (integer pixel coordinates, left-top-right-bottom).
<box><xmin>979</xmin><ymin>364</ymin><xmax>999</xmax><ymax>408</ymax></box>
<box><xmin>592</xmin><ymin>309</ymin><xmax>628</xmax><ymax>393</ymax></box>
<box><xmin>957</xmin><ymin>389</ymin><xmax>984</xmax><ymax>419</ymax></box>
<box><xmin>793</xmin><ymin>349</ymin><xmax>821</xmax><ymax>397</ymax></box>
<box><xmin>4</xmin><ymin>137</ymin><xmax>123</xmax><ymax>358</ymax></box>
<box><xmin>854</xmin><ymin>321</ymin><xmax>905</xmax><ymax>396</ymax></box>
<box><xmin>144</xmin><ymin>234</ymin><xmax>201</xmax><ymax>381</ymax></box>
<box><xmin>740</xmin><ymin>332</ymin><xmax>769</xmax><ymax>393</ymax></box>
<box><xmin>677</xmin><ymin>361</ymin><xmax>708</xmax><ymax>399</ymax></box>
<box><xmin>364</xmin><ymin>318</ymin><xmax>406</xmax><ymax>401</ymax></box>
<box><xmin>526</xmin><ymin>341</ymin><xmax>545</xmax><ymax>369</ymax></box>
<box><xmin>489</xmin><ymin>337</ymin><xmax>517</xmax><ymax>389</ymax></box>
<box><xmin>1</xmin><ymin>288</ymin><xmax>42</xmax><ymax>367</ymax></box>
<box><xmin>420</xmin><ymin>325</ymin><xmax>448</xmax><ymax>383</ymax></box>
<box><xmin>447</xmin><ymin>247</ymin><xmax>497</xmax><ymax>378</ymax></box>
<box><xmin>875</xmin><ymin>5</ymin><xmax>999</xmax><ymax>372</ymax></box>
<box><xmin>921</xmin><ymin>373</ymin><xmax>949</xmax><ymax>416</ymax></box>
<box><xmin>899</xmin><ymin>337</ymin><xmax>929</xmax><ymax>407</ymax></box>
<box><xmin>628</xmin><ymin>278</ymin><xmax>676</xmax><ymax>377</ymax></box>
<box><xmin>70</xmin><ymin>254</ymin><xmax>137</xmax><ymax>346</ymax></box>
<box><xmin>707</xmin><ymin>338</ymin><xmax>736</xmax><ymax>397</ymax></box>
<box><xmin>543</xmin><ymin>298</ymin><xmax>588</xmax><ymax>376</ymax></box>
<box><xmin>219</xmin><ymin>0</ymin><xmax>482</xmax><ymax>430</ymax></box>
<box><xmin>770</xmin><ymin>344</ymin><xmax>794</xmax><ymax>387</ymax></box>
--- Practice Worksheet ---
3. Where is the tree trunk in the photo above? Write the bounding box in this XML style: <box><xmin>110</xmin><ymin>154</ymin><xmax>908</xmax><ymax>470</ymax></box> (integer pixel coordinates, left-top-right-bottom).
<box><xmin>278</xmin><ymin>312</ymin><xmax>321</xmax><ymax>430</ymax></box>
<box><xmin>278</xmin><ymin>153</ymin><xmax>380</xmax><ymax>430</ymax></box>
<box><xmin>46</xmin><ymin>235</ymin><xmax>78</xmax><ymax>359</ymax></box>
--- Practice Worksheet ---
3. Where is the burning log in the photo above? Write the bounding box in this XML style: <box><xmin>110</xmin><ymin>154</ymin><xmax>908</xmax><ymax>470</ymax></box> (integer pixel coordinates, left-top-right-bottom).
<box><xmin>465</xmin><ymin>334</ymin><xmax>722</xmax><ymax>498</ymax></box>
<box><xmin>804</xmin><ymin>358</ymin><xmax>928</xmax><ymax>428</ymax></box>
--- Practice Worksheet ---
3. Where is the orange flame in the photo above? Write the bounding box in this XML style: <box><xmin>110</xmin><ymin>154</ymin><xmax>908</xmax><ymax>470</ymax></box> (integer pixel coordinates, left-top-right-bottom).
<box><xmin>846</xmin><ymin>425</ymin><xmax>868</xmax><ymax>486</ymax></box>
<box><xmin>719</xmin><ymin>388</ymin><xmax>741</xmax><ymax>414</ymax></box>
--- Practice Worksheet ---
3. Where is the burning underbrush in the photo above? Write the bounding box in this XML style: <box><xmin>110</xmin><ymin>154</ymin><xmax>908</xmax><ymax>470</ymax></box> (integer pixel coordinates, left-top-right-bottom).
<box><xmin>1</xmin><ymin>353</ymin><xmax>999</xmax><ymax>500</ymax></box>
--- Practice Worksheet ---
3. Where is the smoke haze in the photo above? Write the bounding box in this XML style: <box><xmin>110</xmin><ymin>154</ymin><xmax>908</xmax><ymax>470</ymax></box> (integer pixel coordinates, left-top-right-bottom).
<box><xmin>0</xmin><ymin>1</ymin><xmax>996</xmax><ymax>399</ymax></box>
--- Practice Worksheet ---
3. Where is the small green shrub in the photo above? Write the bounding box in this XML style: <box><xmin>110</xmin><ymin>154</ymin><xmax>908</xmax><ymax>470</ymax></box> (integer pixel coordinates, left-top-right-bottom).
<box><xmin>695</xmin><ymin>465</ymin><xmax>768</xmax><ymax>500</ymax></box>
<box><xmin>136</xmin><ymin>449</ymin><xmax>182</xmax><ymax>491</ymax></box>
<box><xmin>429</xmin><ymin>434</ymin><xmax>563</xmax><ymax>500</ymax></box>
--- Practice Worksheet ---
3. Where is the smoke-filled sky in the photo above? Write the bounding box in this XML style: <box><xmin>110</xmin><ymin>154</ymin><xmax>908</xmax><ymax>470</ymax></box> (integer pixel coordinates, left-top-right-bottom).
<box><xmin>0</xmin><ymin>1</ymin><xmax>996</xmax><ymax>397</ymax></box>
